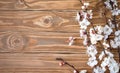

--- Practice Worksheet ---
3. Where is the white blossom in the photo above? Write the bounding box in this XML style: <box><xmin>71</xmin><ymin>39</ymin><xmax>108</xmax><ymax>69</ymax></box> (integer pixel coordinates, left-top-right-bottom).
<box><xmin>76</xmin><ymin>12</ymin><xmax>80</xmax><ymax>22</ymax></box>
<box><xmin>103</xmin><ymin>25</ymin><xmax>113</xmax><ymax>40</ymax></box>
<box><xmin>96</xmin><ymin>34</ymin><xmax>104</xmax><ymax>41</ymax></box>
<box><xmin>93</xmin><ymin>66</ymin><xmax>104</xmax><ymax>73</ymax></box>
<box><xmin>110</xmin><ymin>30</ymin><xmax>120</xmax><ymax>48</ymax></box>
<box><xmin>90</xmin><ymin>34</ymin><xmax>103</xmax><ymax>44</ymax></box>
<box><xmin>109</xmin><ymin>63</ymin><xmax>119</xmax><ymax>73</ymax></box>
<box><xmin>79</xmin><ymin>29</ymin><xmax>87</xmax><ymax>38</ymax></box>
<box><xmin>103</xmin><ymin>25</ymin><xmax>113</xmax><ymax>35</ymax></box>
<box><xmin>90</xmin><ymin>37</ymin><xmax>97</xmax><ymax>44</ymax></box>
<box><xmin>104</xmin><ymin>0</ymin><xmax>120</xmax><ymax>16</ymax></box>
<box><xmin>83</xmin><ymin>36</ymin><xmax>88</xmax><ymax>45</ymax></box>
<box><xmin>68</xmin><ymin>37</ymin><xmax>75</xmax><ymax>46</ymax></box>
<box><xmin>104</xmin><ymin>0</ymin><xmax>112</xmax><ymax>10</ymax></box>
<box><xmin>101</xmin><ymin>57</ymin><xmax>109</xmax><ymax>70</ymax></box>
<box><xmin>89</xmin><ymin>28</ymin><xmax>95</xmax><ymax>35</ymax></box>
<box><xmin>110</xmin><ymin>40</ymin><xmax>118</xmax><ymax>48</ymax></box>
<box><xmin>84</xmin><ymin>3</ymin><xmax>89</xmax><ymax>6</ymax></box>
<box><xmin>104</xmin><ymin>0</ymin><xmax>118</xmax><ymax>10</ymax></box>
<box><xmin>87</xmin><ymin>45</ymin><xmax>97</xmax><ymax>57</ymax></box>
<box><xmin>81</xmin><ymin>6</ymin><xmax>85</xmax><ymax>9</ymax></box>
<box><xmin>114</xmin><ymin>37</ymin><xmax>120</xmax><ymax>47</ymax></box>
<box><xmin>79</xmin><ymin>18</ymin><xmax>90</xmax><ymax>29</ymax></box>
<box><xmin>76</xmin><ymin>9</ymin><xmax>92</xmax><ymax>30</ymax></box>
<box><xmin>112</xmin><ymin>8</ymin><xmax>120</xmax><ymax>16</ymax></box>
<box><xmin>108</xmin><ymin>57</ymin><xmax>119</xmax><ymax>73</ymax></box>
<box><xmin>87</xmin><ymin>45</ymin><xmax>98</xmax><ymax>67</ymax></box>
<box><xmin>99</xmin><ymin>51</ymin><xmax>105</xmax><ymax>60</ymax></box>
<box><xmin>100</xmin><ymin>50</ymin><xmax>119</xmax><ymax>73</ymax></box>
<box><xmin>89</xmin><ymin>28</ymin><xmax>104</xmax><ymax>44</ymax></box>
<box><xmin>95</xmin><ymin>26</ymin><xmax>103</xmax><ymax>34</ymax></box>
<box><xmin>117</xmin><ymin>24</ymin><xmax>119</xmax><ymax>28</ymax></box>
<box><xmin>87</xmin><ymin>10</ymin><xmax>93</xmax><ymax>19</ymax></box>
<box><xmin>115</xmin><ymin>30</ymin><xmax>120</xmax><ymax>36</ymax></box>
<box><xmin>79</xmin><ymin>70</ymin><xmax>87</xmax><ymax>73</ymax></box>
<box><xmin>73</xmin><ymin>70</ymin><xmax>77</xmax><ymax>73</ymax></box>
<box><xmin>108</xmin><ymin>19</ymin><xmax>115</xmax><ymax>28</ymax></box>
<box><xmin>87</xmin><ymin>56</ymin><xmax>98</xmax><ymax>67</ymax></box>
<box><xmin>103</xmin><ymin>41</ymin><xmax>110</xmax><ymax>49</ymax></box>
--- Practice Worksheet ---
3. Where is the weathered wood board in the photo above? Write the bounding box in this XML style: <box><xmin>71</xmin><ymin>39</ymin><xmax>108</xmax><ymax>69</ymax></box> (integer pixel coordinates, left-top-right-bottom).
<box><xmin>0</xmin><ymin>0</ymin><xmax>119</xmax><ymax>73</ymax></box>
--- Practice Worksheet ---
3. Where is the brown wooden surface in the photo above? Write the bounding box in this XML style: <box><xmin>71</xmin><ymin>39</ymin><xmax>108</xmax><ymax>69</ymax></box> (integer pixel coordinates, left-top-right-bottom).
<box><xmin>0</xmin><ymin>0</ymin><xmax>119</xmax><ymax>73</ymax></box>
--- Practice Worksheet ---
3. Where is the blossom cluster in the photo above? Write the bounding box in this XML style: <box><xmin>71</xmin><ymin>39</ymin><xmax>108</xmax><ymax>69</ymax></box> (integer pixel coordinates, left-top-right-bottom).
<box><xmin>87</xmin><ymin>45</ymin><xmax>98</xmax><ymax>67</ymax></box>
<box><xmin>76</xmin><ymin>0</ymin><xmax>120</xmax><ymax>73</ymax></box>
<box><xmin>57</xmin><ymin>0</ymin><xmax>120</xmax><ymax>73</ymax></box>
<box><xmin>110</xmin><ymin>30</ymin><xmax>120</xmax><ymax>48</ymax></box>
<box><xmin>90</xmin><ymin>26</ymin><xmax>104</xmax><ymax>44</ymax></box>
<box><xmin>104</xmin><ymin>0</ymin><xmax>120</xmax><ymax>15</ymax></box>
<box><xmin>99</xmin><ymin>50</ymin><xmax>119</xmax><ymax>73</ymax></box>
<box><xmin>76</xmin><ymin>2</ymin><xmax>93</xmax><ymax>46</ymax></box>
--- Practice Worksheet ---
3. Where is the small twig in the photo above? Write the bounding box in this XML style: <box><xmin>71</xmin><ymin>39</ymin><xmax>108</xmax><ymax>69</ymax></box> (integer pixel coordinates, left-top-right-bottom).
<box><xmin>56</xmin><ymin>58</ymin><xmax>79</xmax><ymax>73</ymax></box>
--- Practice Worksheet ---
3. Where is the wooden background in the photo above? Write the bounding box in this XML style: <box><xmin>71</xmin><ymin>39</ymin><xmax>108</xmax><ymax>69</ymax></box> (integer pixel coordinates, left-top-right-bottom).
<box><xmin>0</xmin><ymin>0</ymin><xmax>119</xmax><ymax>73</ymax></box>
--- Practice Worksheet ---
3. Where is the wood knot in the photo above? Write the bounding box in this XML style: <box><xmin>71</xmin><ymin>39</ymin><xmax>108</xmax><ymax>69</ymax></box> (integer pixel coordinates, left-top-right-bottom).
<box><xmin>14</xmin><ymin>0</ymin><xmax>30</xmax><ymax>9</ymax></box>
<box><xmin>5</xmin><ymin>32</ymin><xmax>25</xmax><ymax>51</ymax></box>
<box><xmin>34</xmin><ymin>16</ymin><xmax>53</xmax><ymax>28</ymax></box>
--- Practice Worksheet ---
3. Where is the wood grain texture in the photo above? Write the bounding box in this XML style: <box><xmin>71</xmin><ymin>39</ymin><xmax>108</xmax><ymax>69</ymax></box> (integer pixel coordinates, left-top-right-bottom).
<box><xmin>0</xmin><ymin>0</ymin><xmax>119</xmax><ymax>11</ymax></box>
<box><xmin>0</xmin><ymin>0</ymin><xmax>94</xmax><ymax>10</ymax></box>
<box><xmin>0</xmin><ymin>0</ymin><xmax>119</xmax><ymax>73</ymax></box>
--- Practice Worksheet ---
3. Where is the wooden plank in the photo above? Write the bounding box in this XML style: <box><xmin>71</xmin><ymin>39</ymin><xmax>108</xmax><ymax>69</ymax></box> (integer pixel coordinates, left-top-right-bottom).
<box><xmin>0</xmin><ymin>31</ymin><xmax>118</xmax><ymax>54</ymax></box>
<box><xmin>0</xmin><ymin>53</ymin><xmax>89</xmax><ymax>68</ymax></box>
<box><xmin>0</xmin><ymin>53</ymin><xmax>118</xmax><ymax>73</ymax></box>
<box><xmin>0</xmin><ymin>0</ymin><xmax>81</xmax><ymax>10</ymax></box>
<box><xmin>0</xmin><ymin>0</ymin><xmax>96</xmax><ymax>10</ymax></box>
<box><xmin>0</xmin><ymin>0</ymin><xmax>120</xmax><ymax>10</ymax></box>
<box><xmin>0</xmin><ymin>11</ymin><xmax>79</xmax><ymax>33</ymax></box>
<box><xmin>0</xmin><ymin>69</ymin><xmax>93</xmax><ymax>73</ymax></box>
<box><xmin>0</xmin><ymin>68</ymin><xmax>114</xmax><ymax>73</ymax></box>
<box><xmin>0</xmin><ymin>53</ymin><xmax>118</xmax><ymax>62</ymax></box>
<box><xmin>0</xmin><ymin>53</ymin><xmax>118</xmax><ymax>68</ymax></box>
<box><xmin>0</xmin><ymin>11</ymin><xmax>113</xmax><ymax>33</ymax></box>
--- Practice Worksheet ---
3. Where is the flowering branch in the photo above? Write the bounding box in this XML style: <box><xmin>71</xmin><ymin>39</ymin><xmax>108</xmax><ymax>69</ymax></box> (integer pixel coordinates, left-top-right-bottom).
<box><xmin>79</xmin><ymin>0</ymin><xmax>108</xmax><ymax>55</ymax></box>
<box><xmin>56</xmin><ymin>0</ymin><xmax>120</xmax><ymax>73</ymax></box>
<box><xmin>105</xmin><ymin>0</ymin><xmax>120</xmax><ymax>63</ymax></box>
<box><xmin>77</xmin><ymin>0</ymin><xmax>120</xmax><ymax>73</ymax></box>
<box><xmin>56</xmin><ymin>58</ymin><xmax>79</xmax><ymax>73</ymax></box>
<box><xmin>91</xmin><ymin>22</ymin><xmax>108</xmax><ymax>56</ymax></box>
<box><xmin>101</xmin><ymin>0</ymin><xmax>120</xmax><ymax>64</ymax></box>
